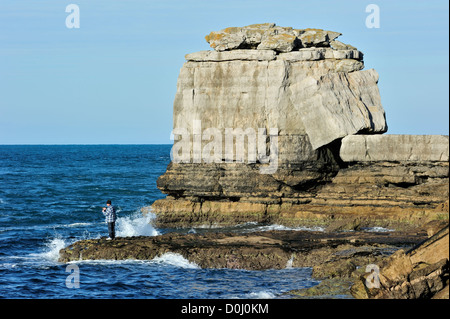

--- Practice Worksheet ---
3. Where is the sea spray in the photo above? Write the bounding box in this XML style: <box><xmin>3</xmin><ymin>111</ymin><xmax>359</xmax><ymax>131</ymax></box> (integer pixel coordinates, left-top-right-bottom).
<box><xmin>152</xmin><ymin>252</ymin><xmax>200</xmax><ymax>269</ymax></box>
<box><xmin>248</xmin><ymin>224</ymin><xmax>325</xmax><ymax>232</ymax></box>
<box><xmin>116</xmin><ymin>211</ymin><xmax>160</xmax><ymax>237</ymax></box>
<box><xmin>285</xmin><ymin>254</ymin><xmax>294</xmax><ymax>269</ymax></box>
<box><xmin>244</xmin><ymin>291</ymin><xmax>276</xmax><ymax>299</ymax></box>
<box><xmin>40</xmin><ymin>236</ymin><xmax>68</xmax><ymax>263</ymax></box>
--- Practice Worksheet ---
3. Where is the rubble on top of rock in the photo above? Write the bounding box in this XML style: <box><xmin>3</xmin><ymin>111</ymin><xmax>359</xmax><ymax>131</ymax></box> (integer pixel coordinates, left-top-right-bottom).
<box><xmin>204</xmin><ymin>23</ymin><xmax>354</xmax><ymax>53</ymax></box>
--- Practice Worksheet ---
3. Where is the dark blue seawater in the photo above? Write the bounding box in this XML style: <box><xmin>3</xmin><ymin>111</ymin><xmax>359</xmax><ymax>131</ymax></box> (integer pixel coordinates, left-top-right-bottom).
<box><xmin>0</xmin><ymin>145</ymin><xmax>320</xmax><ymax>299</ymax></box>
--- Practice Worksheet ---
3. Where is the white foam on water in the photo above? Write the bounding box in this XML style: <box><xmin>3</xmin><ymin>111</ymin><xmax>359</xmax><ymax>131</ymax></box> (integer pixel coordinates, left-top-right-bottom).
<box><xmin>244</xmin><ymin>291</ymin><xmax>276</xmax><ymax>299</ymax></box>
<box><xmin>63</xmin><ymin>222</ymin><xmax>93</xmax><ymax>228</ymax></box>
<box><xmin>67</xmin><ymin>259</ymin><xmax>152</xmax><ymax>266</ymax></box>
<box><xmin>152</xmin><ymin>252</ymin><xmax>200</xmax><ymax>269</ymax></box>
<box><xmin>285</xmin><ymin>255</ymin><xmax>294</xmax><ymax>269</ymax></box>
<box><xmin>116</xmin><ymin>211</ymin><xmax>160</xmax><ymax>237</ymax></box>
<box><xmin>362</xmin><ymin>226</ymin><xmax>394</xmax><ymax>232</ymax></box>
<box><xmin>38</xmin><ymin>237</ymin><xmax>69</xmax><ymax>263</ymax></box>
<box><xmin>187</xmin><ymin>223</ymin><xmax>223</xmax><ymax>229</ymax></box>
<box><xmin>249</xmin><ymin>224</ymin><xmax>325</xmax><ymax>232</ymax></box>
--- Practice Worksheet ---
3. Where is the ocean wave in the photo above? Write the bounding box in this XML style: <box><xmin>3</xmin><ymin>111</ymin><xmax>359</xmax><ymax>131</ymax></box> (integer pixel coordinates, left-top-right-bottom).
<box><xmin>26</xmin><ymin>212</ymin><xmax>161</xmax><ymax>265</ymax></box>
<box><xmin>38</xmin><ymin>237</ymin><xmax>69</xmax><ymax>263</ymax></box>
<box><xmin>116</xmin><ymin>211</ymin><xmax>160</xmax><ymax>237</ymax></box>
<box><xmin>247</xmin><ymin>224</ymin><xmax>325</xmax><ymax>232</ymax></box>
<box><xmin>64</xmin><ymin>253</ymin><xmax>200</xmax><ymax>269</ymax></box>
<box><xmin>361</xmin><ymin>226</ymin><xmax>394</xmax><ymax>232</ymax></box>
<box><xmin>152</xmin><ymin>252</ymin><xmax>200</xmax><ymax>269</ymax></box>
<box><xmin>62</xmin><ymin>222</ymin><xmax>93</xmax><ymax>228</ymax></box>
<box><xmin>244</xmin><ymin>291</ymin><xmax>276</xmax><ymax>299</ymax></box>
<box><xmin>66</xmin><ymin>259</ymin><xmax>147</xmax><ymax>265</ymax></box>
<box><xmin>186</xmin><ymin>222</ymin><xmax>325</xmax><ymax>233</ymax></box>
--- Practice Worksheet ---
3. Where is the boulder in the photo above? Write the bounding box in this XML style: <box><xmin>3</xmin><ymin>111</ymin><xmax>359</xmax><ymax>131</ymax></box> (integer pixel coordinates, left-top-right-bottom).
<box><xmin>204</xmin><ymin>26</ymin><xmax>247</xmax><ymax>51</ymax></box>
<box><xmin>325</xmin><ymin>217</ymin><xmax>363</xmax><ymax>232</ymax></box>
<box><xmin>330</xmin><ymin>40</ymin><xmax>357</xmax><ymax>50</ymax></box>
<box><xmin>257</xmin><ymin>33</ymin><xmax>300</xmax><ymax>52</ymax></box>
<box><xmin>297</xmin><ymin>28</ymin><xmax>341</xmax><ymax>47</ymax></box>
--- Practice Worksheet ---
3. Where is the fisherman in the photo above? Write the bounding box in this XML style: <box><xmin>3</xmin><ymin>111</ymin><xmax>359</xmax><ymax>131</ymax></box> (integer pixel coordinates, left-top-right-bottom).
<box><xmin>102</xmin><ymin>200</ymin><xmax>117</xmax><ymax>240</ymax></box>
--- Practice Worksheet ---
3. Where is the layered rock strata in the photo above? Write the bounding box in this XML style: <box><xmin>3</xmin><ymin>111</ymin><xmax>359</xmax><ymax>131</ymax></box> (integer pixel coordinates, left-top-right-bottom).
<box><xmin>151</xmin><ymin>24</ymin><xmax>448</xmax><ymax>229</ymax></box>
<box><xmin>151</xmin><ymin>135</ymin><xmax>449</xmax><ymax>228</ymax></box>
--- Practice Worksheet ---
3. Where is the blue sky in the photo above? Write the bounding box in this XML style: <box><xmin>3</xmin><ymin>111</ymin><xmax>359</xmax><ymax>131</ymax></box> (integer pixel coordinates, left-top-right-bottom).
<box><xmin>0</xmin><ymin>0</ymin><xmax>448</xmax><ymax>144</ymax></box>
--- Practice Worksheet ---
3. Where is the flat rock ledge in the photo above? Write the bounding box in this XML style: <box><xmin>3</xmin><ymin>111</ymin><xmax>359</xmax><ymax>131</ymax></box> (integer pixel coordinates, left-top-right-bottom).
<box><xmin>59</xmin><ymin>229</ymin><xmax>427</xmax><ymax>270</ymax></box>
<box><xmin>59</xmin><ymin>223</ymin><xmax>449</xmax><ymax>298</ymax></box>
<box><xmin>185</xmin><ymin>48</ymin><xmax>363</xmax><ymax>62</ymax></box>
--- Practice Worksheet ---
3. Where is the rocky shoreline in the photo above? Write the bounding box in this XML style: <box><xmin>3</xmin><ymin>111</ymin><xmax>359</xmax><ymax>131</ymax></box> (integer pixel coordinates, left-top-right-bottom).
<box><xmin>59</xmin><ymin>228</ymin><xmax>427</xmax><ymax>268</ymax></box>
<box><xmin>58</xmin><ymin>220</ymin><xmax>448</xmax><ymax>298</ymax></box>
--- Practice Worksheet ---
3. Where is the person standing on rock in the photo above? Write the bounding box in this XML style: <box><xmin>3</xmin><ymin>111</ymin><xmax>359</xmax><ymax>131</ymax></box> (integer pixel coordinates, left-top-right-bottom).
<box><xmin>102</xmin><ymin>200</ymin><xmax>116</xmax><ymax>240</ymax></box>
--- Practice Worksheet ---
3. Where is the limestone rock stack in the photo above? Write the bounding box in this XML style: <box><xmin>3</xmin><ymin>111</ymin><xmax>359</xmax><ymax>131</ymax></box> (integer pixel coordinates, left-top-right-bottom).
<box><xmin>178</xmin><ymin>23</ymin><xmax>386</xmax><ymax>151</ymax></box>
<box><xmin>150</xmin><ymin>24</ymin><xmax>449</xmax><ymax>229</ymax></box>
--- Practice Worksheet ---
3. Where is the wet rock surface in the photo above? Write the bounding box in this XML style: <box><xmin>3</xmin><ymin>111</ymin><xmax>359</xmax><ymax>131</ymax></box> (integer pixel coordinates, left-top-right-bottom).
<box><xmin>285</xmin><ymin>225</ymin><xmax>449</xmax><ymax>299</ymax></box>
<box><xmin>59</xmin><ymin>221</ymin><xmax>449</xmax><ymax>298</ymax></box>
<box><xmin>59</xmin><ymin>229</ymin><xmax>426</xmax><ymax>270</ymax></box>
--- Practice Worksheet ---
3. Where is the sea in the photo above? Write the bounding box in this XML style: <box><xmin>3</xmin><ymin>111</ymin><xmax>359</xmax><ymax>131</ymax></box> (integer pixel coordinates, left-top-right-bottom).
<box><xmin>0</xmin><ymin>145</ymin><xmax>324</xmax><ymax>300</ymax></box>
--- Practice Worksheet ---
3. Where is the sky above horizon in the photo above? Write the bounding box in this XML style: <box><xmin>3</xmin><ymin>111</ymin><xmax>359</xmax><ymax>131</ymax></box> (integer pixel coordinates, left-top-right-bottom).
<box><xmin>0</xmin><ymin>0</ymin><xmax>448</xmax><ymax>144</ymax></box>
